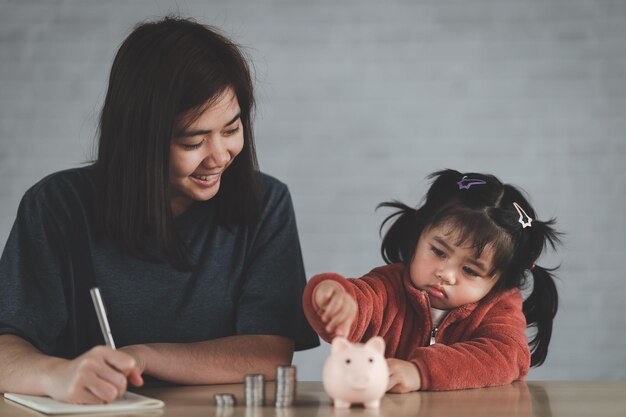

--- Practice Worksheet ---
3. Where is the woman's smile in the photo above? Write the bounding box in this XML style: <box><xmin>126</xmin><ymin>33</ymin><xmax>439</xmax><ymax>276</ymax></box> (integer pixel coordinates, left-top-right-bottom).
<box><xmin>189</xmin><ymin>172</ymin><xmax>221</xmax><ymax>187</ymax></box>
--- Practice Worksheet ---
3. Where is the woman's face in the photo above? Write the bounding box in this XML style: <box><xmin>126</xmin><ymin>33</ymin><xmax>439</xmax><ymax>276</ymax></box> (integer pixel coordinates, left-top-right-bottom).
<box><xmin>169</xmin><ymin>88</ymin><xmax>244</xmax><ymax>216</ymax></box>
<box><xmin>409</xmin><ymin>223</ymin><xmax>500</xmax><ymax>310</ymax></box>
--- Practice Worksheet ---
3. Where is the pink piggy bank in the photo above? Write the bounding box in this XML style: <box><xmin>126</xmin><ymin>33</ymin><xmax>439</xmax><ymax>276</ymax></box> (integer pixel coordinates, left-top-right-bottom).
<box><xmin>322</xmin><ymin>336</ymin><xmax>389</xmax><ymax>409</ymax></box>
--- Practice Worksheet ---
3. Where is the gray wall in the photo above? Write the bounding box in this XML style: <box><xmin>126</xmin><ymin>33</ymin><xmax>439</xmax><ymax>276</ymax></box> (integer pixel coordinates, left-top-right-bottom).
<box><xmin>1</xmin><ymin>0</ymin><xmax>625</xmax><ymax>381</ymax></box>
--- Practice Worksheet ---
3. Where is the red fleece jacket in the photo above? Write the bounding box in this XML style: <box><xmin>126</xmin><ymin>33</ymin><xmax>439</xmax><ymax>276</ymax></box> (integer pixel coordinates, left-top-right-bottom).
<box><xmin>303</xmin><ymin>263</ymin><xmax>530</xmax><ymax>391</ymax></box>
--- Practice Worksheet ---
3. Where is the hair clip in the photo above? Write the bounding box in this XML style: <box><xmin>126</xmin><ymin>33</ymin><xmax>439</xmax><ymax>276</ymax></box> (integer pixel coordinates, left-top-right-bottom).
<box><xmin>457</xmin><ymin>175</ymin><xmax>487</xmax><ymax>190</ymax></box>
<box><xmin>513</xmin><ymin>202</ymin><xmax>533</xmax><ymax>228</ymax></box>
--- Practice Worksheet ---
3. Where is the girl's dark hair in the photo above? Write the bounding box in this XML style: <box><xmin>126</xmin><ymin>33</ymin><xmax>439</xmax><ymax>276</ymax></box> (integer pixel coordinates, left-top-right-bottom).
<box><xmin>379</xmin><ymin>169</ymin><xmax>561</xmax><ymax>367</ymax></box>
<box><xmin>94</xmin><ymin>17</ymin><xmax>259</xmax><ymax>270</ymax></box>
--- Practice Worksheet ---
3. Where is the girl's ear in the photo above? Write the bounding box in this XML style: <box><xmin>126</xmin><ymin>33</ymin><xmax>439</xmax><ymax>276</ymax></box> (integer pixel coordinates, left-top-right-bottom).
<box><xmin>331</xmin><ymin>337</ymin><xmax>351</xmax><ymax>353</ymax></box>
<box><xmin>364</xmin><ymin>336</ymin><xmax>385</xmax><ymax>354</ymax></box>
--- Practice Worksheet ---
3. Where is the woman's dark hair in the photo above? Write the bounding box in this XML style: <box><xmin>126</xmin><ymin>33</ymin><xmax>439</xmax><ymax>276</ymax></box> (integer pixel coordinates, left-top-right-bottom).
<box><xmin>94</xmin><ymin>16</ymin><xmax>259</xmax><ymax>270</ymax></box>
<box><xmin>379</xmin><ymin>169</ymin><xmax>561</xmax><ymax>367</ymax></box>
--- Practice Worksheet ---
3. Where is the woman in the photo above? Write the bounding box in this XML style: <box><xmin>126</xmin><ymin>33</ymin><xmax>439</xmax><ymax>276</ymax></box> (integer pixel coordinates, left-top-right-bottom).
<box><xmin>0</xmin><ymin>17</ymin><xmax>318</xmax><ymax>404</ymax></box>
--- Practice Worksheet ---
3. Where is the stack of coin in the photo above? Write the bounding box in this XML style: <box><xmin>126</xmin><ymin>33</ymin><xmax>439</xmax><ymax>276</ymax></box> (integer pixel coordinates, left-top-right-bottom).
<box><xmin>245</xmin><ymin>374</ymin><xmax>265</xmax><ymax>406</ymax></box>
<box><xmin>274</xmin><ymin>365</ymin><xmax>297</xmax><ymax>407</ymax></box>
<box><xmin>214</xmin><ymin>393</ymin><xmax>236</xmax><ymax>407</ymax></box>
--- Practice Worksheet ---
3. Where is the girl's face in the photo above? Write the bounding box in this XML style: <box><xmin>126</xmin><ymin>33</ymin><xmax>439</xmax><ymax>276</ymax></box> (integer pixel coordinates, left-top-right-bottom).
<box><xmin>169</xmin><ymin>87</ymin><xmax>244</xmax><ymax>217</ymax></box>
<box><xmin>409</xmin><ymin>223</ymin><xmax>500</xmax><ymax>310</ymax></box>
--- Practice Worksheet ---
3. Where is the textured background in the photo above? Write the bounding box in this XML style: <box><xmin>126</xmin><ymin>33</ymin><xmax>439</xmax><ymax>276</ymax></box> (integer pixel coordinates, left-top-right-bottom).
<box><xmin>1</xmin><ymin>0</ymin><xmax>625</xmax><ymax>381</ymax></box>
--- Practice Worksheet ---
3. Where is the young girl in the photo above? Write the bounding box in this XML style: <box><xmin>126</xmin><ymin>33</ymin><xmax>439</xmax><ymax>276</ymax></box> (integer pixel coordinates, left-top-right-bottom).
<box><xmin>303</xmin><ymin>169</ymin><xmax>560</xmax><ymax>392</ymax></box>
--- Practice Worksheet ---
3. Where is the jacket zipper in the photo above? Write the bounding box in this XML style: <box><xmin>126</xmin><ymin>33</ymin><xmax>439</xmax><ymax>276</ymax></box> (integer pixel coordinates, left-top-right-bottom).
<box><xmin>429</xmin><ymin>312</ymin><xmax>452</xmax><ymax>345</ymax></box>
<box><xmin>429</xmin><ymin>327</ymin><xmax>439</xmax><ymax>345</ymax></box>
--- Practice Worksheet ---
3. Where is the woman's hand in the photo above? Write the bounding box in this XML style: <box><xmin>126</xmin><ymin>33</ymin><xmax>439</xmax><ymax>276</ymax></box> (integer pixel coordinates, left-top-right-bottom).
<box><xmin>387</xmin><ymin>358</ymin><xmax>422</xmax><ymax>393</ymax></box>
<box><xmin>313</xmin><ymin>281</ymin><xmax>357</xmax><ymax>337</ymax></box>
<box><xmin>43</xmin><ymin>345</ymin><xmax>143</xmax><ymax>404</ymax></box>
<box><xmin>117</xmin><ymin>344</ymin><xmax>146</xmax><ymax>387</ymax></box>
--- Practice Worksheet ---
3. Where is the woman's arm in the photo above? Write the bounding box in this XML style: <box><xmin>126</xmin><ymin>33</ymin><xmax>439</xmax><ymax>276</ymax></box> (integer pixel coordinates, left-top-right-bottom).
<box><xmin>0</xmin><ymin>334</ymin><xmax>141</xmax><ymax>403</ymax></box>
<box><xmin>121</xmin><ymin>334</ymin><xmax>294</xmax><ymax>384</ymax></box>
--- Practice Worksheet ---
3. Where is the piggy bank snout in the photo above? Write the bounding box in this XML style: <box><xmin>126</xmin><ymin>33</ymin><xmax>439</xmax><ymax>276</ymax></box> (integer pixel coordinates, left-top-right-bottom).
<box><xmin>328</xmin><ymin>355</ymin><xmax>388</xmax><ymax>391</ymax></box>
<box><xmin>347</xmin><ymin>372</ymin><xmax>372</xmax><ymax>390</ymax></box>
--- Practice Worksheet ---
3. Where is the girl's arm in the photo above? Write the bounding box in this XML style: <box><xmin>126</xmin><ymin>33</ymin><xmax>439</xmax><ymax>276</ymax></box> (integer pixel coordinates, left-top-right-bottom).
<box><xmin>302</xmin><ymin>265</ymin><xmax>400</xmax><ymax>343</ymax></box>
<box><xmin>310</xmin><ymin>280</ymin><xmax>358</xmax><ymax>337</ymax></box>
<box><xmin>302</xmin><ymin>273</ymin><xmax>359</xmax><ymax>341</ymax></box>
<box><xmin>409</xmin><ymin>289</ymin><xmax>530</xmax><ymax>391</ymax></box>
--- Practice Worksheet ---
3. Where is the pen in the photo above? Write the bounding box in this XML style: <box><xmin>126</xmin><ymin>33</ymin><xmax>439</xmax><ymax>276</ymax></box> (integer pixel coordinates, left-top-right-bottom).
<box><xmin>90</xmin><ymin>287</ymin><xmax>128</xmax><ymax>400</ymax></box>
<box><xmin>90</xmin><ymin>287</ymin><xmax>116</xmax><ymax>349</ymax></box>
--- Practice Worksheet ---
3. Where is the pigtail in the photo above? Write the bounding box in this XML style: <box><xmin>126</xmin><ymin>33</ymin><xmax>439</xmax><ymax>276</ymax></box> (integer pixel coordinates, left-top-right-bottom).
<box><xmin>378</xmin><ymin>170</ymin><xmax>464</xmax><ymax>265</ymax></box>
<box><xmin>524</xmin><ymin>264</ymin><xmax>559</xmax><ymax>366</ymax></box>
<box><xmin>520</xmin><ymin>218</ymin><xmax>562</xmax><ymax>367</ymax></box>
<box><xmin>378</xmin><ymin>201</ymin><xmax>420</xmax><ymax>264</ymax></box>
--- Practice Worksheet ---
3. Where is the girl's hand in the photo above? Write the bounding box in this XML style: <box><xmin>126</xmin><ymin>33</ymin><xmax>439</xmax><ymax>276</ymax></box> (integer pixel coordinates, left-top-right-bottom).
<box><xmin>386</xmin><ymin>358</ymin><xmax>422</xmax><ymax>393</ymax></box>
<box><xmin>313</xmin><ymin>281</ymin><xmax>357</xmax><ymax>337</ymax></box>
<box><xmin>43</xmin><ymin>346</ymin><xmax>143</xmax><ymax>404</ymax></box>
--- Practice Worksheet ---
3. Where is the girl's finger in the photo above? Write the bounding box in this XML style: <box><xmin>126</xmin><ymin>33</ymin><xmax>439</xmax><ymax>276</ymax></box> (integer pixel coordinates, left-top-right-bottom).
<box><xmin>326</xmin><ymin>294</ymin><xmax>343</xmax><ymax>313</ymax></box>
<box><xmin>326</xmin><ymin>303</ymin><xmax>351</xmax><ymax>329</ymax></box>
<box><xmin>317</xmin><ymin>288</ymin><xmax>334</xmax><ymax>308</ymax></box>
<box><xmin>336</xmin><ymin>322</ymin><xmax>350</xmax><ymax>337</ymax></box>
<box><xmin>325</xmin><ymin>318</ymin><xmax>339</xmax><ymax>334</ymax></box>
<box><xmin>326</xmin><ymin>315</ymin><xmax>344</xmax><ymax>333</ymax></box>
<box><xmin>317</xmin><ymin>283</ymin><xmax>341</xmax><ymax>309</ymax></box>
<box><xmin>323</xmin><ymin>294</ymin><xmax>343</xmax><ymax>319</ymax></box>
<box><xmin>387</xmin><ymin>374</ymin><xmax>397</xmax><ymax>392</ymax></box>
<box><xmin>334</xmin><ymin>309</ymin><xmax>351</xmax><ymax>330</ymax></box>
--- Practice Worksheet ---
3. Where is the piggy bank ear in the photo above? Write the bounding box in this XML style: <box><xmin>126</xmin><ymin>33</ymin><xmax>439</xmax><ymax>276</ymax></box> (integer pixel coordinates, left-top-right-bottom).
<box><xmin>364</xmin><ymin>336</ymin><xmax>385</xmax><ymax>354</ymax></box>
<box><xmin>331</xmin><ymin>337</ymin><xmax>352</xmax><ymax>353</ymax></box>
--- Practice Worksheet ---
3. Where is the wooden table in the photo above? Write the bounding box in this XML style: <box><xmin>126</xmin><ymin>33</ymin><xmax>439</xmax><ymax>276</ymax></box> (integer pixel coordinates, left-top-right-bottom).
<box><xmin>3</xmin><ymin>381</ymin><xmax>626</xmax><ymax>416</ymax></box>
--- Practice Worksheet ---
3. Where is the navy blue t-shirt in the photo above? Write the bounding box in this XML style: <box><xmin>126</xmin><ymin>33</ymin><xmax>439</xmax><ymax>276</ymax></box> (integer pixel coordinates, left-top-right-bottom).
<box><xmin>0</xmin><ymin>166</ymin><xmax>319</xmax><ymax>360</ymax></box>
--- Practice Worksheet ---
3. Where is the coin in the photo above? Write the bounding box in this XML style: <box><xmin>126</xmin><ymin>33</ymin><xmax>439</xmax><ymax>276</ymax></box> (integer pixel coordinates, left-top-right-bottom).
<box><xmin>245</xmin><ymin>374</ymin><xmax>265</xmax><ymax>406</ymax></box>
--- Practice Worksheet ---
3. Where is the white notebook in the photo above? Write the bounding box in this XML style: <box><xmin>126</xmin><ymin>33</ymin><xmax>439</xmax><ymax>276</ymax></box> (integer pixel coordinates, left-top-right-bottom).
<box><xmin>4</xmin><ymin>391</ymin><xmax>164</xmax><ymax>415</ymax></box>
